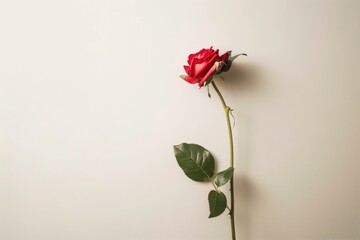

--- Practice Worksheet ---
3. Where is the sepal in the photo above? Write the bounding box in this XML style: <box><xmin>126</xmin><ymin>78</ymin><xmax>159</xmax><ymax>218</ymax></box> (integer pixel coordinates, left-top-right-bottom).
<box><xmin>221</xmin><ymin>53</ymin><xmax>247</xmax><ymax>72</ymax></box>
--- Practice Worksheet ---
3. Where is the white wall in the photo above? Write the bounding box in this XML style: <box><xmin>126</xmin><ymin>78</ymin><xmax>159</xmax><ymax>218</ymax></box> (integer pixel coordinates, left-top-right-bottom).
<box><xmin>0</xmin><ymin>1</ymin><xmax>359</xmax><ymax>240</ymax></box>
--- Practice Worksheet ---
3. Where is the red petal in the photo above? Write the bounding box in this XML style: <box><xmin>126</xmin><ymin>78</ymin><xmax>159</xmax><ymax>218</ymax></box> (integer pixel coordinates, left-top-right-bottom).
<box><xmin>203</xmin><ymin>49</ymin><xmax>219</xmax><ymax>62</ymax></box>
<box><xmin>188</xmin><ymin>57</ymin><xmax>197</xmax><ymax>76</ymax></box>
<box><xmin>187</xmin><ymin>47</ymin><xmax>214</xmax><ymax>64</ymax></box>
<box><xmin>189</xmin><ymin>56</ymin><xmax>206</xmax><ymax>77</ymax></box>
<box><xmin>180</xmin><ymin>75</ymin><xmax>199</xmax><ymax>84</ymax></box>
<box><xmin>193</xmin><ymin>61</ymin><xmax>206</xmax><ymax>77</ymax></box>
<box><xmin>198</xmin><ymin>65</ymin><xmax>217</xmax><ymax>87</ymax></box>
<box><xmin>187</xmin><ymin>48</ymin><xmax>207</xmax><ymax>64</ymax></box>
<box><xmin>201</xmin><ymin>47</ymin><xmax>215</xmax><ymax>59</ymax></box>
<box><xmin>220</xmin><ymin>52</ymin><xmax>230</xmax><ymax>61</ymax></box>
<box><xmin>186</xmin><ymin>47</ymin><xmax>220</xmax><ymax>77</ymax></box>
<box><xmin>183</xmin><ymin>65</ymin><xmax>190</xmax><ymax>75</ymax></box>
<box><xmin>194</xmin><ymin>52</ymin><xmax>219</xmax><ymax>78</ymax></box>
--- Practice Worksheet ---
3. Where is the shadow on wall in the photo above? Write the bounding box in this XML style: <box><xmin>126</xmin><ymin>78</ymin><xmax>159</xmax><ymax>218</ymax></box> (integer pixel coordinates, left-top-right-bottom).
<box><xmin>235</xmin><ymin>174</ymin><xmax>262</xmax><ymax>240</ymax></box>
<box><xmin>214</xmin><ymin>61</ymin><xmax>265</xmax><ymax>96</ymax></box>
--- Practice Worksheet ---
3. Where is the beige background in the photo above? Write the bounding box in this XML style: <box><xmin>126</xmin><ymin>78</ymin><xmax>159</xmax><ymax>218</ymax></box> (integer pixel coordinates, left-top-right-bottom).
<box><xmin>0</xmin><ymin>0</ymin><xmax>359</xmax><ymax>239</ymax></box>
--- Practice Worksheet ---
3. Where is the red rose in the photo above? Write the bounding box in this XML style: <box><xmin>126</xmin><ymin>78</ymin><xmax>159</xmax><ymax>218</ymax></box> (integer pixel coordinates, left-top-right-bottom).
<box><xmin>180</xmin><ymin>47</ymin><xmax>230</xmax><ymax>87</ymax></box>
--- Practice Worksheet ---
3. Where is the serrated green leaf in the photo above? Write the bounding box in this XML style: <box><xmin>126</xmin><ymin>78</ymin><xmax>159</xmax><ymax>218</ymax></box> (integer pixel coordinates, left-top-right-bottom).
<box><xmin>214</xmin><ymin>167</ymin><xmax>234</xmax><ymax>187</ymax></box>
<box><xmin>208</xmin><ymin>190</ymin><xmax>227</xmax><ymax>218</ymax></box>
<box><xmin>173</xmin><ymin>143</ymin><xmax>215</xmax><ymax>182</ymax></box>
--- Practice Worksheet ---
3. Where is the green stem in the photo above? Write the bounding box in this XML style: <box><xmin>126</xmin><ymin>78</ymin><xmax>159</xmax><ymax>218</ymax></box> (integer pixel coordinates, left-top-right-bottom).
<box><xmin>211</xmin><ymin>180</ymin><xmax>219</xmax><ymax>191</ymax></box>
<box><xmin>211</xmin><ymin>81</ymin><xmax>236</xmax><ymax>240</ymax></box>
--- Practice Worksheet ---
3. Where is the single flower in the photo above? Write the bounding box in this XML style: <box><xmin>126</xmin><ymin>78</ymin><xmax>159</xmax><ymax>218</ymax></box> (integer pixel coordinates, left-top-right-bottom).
<box><xmin>180</xmin><ymin>47</ymin><xmax>230</xmax><ymax>87</ymax></box>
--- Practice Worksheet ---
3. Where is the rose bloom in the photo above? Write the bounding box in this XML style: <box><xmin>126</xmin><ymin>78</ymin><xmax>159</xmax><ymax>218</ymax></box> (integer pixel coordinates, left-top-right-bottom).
<box><xmin>180</xmin><ymin>47</ymin><xmax>230</xmax><ymax>87</ymax></box>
